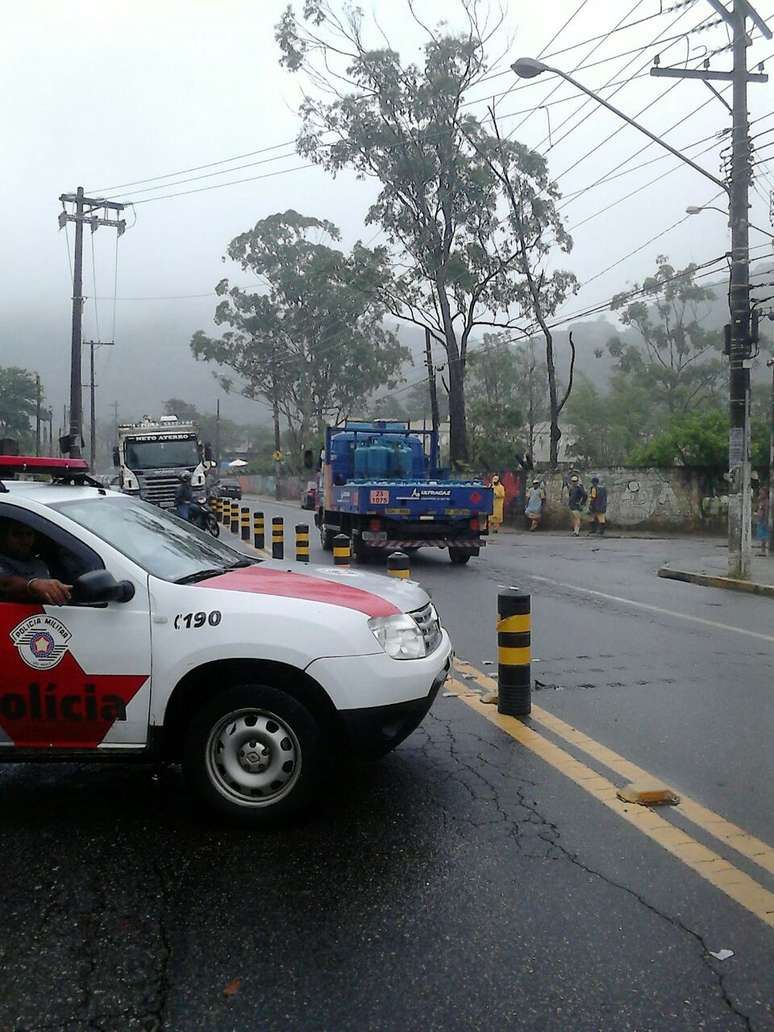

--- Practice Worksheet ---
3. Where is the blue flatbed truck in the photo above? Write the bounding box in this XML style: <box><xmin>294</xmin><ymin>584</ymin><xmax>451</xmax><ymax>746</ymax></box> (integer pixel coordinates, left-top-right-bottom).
<box><xmin>314</xmin><ymin>420</ymin><xmax>493</xmax><ymax>565</ymax></box>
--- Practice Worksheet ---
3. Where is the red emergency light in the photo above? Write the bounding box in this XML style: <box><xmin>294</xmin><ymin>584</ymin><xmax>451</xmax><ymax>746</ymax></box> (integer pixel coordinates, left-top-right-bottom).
<box><xmin>0</xmin><ymin>456</ymin><xmax>90</xmax><ymax>474</ymax></box>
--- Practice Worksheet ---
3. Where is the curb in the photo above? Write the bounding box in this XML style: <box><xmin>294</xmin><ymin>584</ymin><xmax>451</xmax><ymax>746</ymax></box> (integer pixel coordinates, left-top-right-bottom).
<box><xmin>658</xmin><ymin>564</ymin><xmax>774</xmax><ymax>598</ymax></box>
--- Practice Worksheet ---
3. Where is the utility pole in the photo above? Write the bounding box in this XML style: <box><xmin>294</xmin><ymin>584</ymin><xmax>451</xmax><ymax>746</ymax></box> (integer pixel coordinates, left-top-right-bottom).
<box><xmin>58</xmin><ymin>189</ymin><xmax>126</xmax><ymax>459</ymax></box>
<box><xmin>767</xmin><ymin>358</ymin><xmax>774</xmax><ymax>553</ymax></box>
<box><xmin>47</xmin><ymin>408</ymin><xmax>53</xmax><ymax>452</ymax></box>
<box><xmin>84</xmin><ymin>340</ymin><xmax>114</xmax><ymax>469</ymax></box>
<box><xmin>215</xmin><ymin>398</ymin><xmax>221</xmax><ymax>467</ymax></box>
<box><xmin>513</xmin><ymin>1</ymin><xmax>770</xmax><ymax>577</ymax></box>
<box><xmin>650</xmin><ymin>0</ymin><xmax>771</xmax><ymax>578</ymax></box>
<box><xmin>424</xmin><ymin>328</ymin><xmax>440</xmax><ymax>435</ymax></box>
<box><xmin>35</xmin><ymin>375</ymin><xmax>41</xmax><ymax>457</ymax></box>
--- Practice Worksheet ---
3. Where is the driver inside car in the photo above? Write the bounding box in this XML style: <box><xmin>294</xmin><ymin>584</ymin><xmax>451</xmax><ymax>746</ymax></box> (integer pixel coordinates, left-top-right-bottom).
<box><xmin>0</xmin><ymin>518</ymin><xmax>72</xmax><ymax>605</ymax></box>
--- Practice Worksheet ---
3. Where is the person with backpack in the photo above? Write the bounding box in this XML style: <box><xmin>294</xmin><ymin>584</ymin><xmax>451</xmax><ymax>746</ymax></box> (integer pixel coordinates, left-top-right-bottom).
<box><xmin>567</xmin><ymin>474</ymin><xmax>587</xmax><ymax>537</ymax></box>
<box><xmin>588</xmin><ymin>476</ymin><xmax>608</xmax><ymax>535</ymax></box>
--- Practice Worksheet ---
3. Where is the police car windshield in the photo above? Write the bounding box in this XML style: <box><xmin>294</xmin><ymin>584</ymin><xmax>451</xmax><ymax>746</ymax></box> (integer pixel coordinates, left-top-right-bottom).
<box><xmin>52</xmin><ymin>496</ymin><xmax>252</xmax><ymax>581</ymax></box>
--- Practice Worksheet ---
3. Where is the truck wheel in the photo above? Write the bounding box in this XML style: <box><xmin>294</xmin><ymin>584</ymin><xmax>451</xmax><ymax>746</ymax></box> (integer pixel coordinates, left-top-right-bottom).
<box><xmin>449</xmin><ymin>548</ymin><xmax>471</xmax><ymax>565</ymax></box>
<box><xmin>353</xmin><ymin>538</ymin><xmax>376</xmax><ymax>563</ymax></box>
<box><xmin>183</xmin><ymin>685</ymin><xmax>322</xmax><ymax>825</ymax></box>
<box><xmin>320</xmin><ymin>525</ymin><xmax>334</xmax><ymax>551</ymax></box>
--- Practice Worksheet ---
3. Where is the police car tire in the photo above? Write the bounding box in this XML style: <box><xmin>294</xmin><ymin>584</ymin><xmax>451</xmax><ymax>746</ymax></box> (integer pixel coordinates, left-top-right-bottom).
<box><xmin>183</xmin><ymin>684</ymin><xmax>322</xmax><ymax>825</ymax></box>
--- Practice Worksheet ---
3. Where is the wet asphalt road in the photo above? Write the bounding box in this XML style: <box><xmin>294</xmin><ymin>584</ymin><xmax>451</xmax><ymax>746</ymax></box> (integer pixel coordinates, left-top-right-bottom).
<box><xmin>1</xmin><ymin>500</ymin><xmax>772</xmax><ymax>1031</ymax></box>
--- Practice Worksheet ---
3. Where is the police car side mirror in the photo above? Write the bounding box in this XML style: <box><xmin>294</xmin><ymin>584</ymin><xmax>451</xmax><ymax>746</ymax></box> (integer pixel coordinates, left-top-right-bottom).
<box><xmin>72</xmin><ymin>570</ymin><xmax>135</xmax><ymax>604</ymax></box>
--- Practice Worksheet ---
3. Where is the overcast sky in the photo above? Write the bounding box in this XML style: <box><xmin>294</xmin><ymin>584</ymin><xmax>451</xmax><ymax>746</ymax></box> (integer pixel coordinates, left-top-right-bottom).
<box><xmin>2</xmin><ymin>0</ymin><xmax>772</xmax><ymax>429</ymax></box>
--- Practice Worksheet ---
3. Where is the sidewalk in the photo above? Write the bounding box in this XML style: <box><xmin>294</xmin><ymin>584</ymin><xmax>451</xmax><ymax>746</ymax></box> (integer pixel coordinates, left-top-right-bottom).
<box><xmin>659</xmin><ymin>550</ymin><xmax>774</xmax><ymax>598</ymax></box>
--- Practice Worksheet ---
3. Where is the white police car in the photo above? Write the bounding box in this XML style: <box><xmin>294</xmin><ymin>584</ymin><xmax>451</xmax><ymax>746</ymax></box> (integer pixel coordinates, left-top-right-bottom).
<box><xmin>0</xmin><ymin>458</ymin><xmax>451</xmax><ymax>824</ymax></box>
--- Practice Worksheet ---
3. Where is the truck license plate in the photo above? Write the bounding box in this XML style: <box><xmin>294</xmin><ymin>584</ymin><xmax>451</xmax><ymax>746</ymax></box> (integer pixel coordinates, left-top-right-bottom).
<box><xmin>369</xmin><ymin>490</ymin><xmax>390</xmax><ymax>504</ymax></box>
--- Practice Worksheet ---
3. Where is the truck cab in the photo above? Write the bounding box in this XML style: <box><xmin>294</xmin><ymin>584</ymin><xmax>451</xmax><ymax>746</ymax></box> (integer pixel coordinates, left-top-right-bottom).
<box><xmin>113</xmin><ymin>414</ymin><xmax>210</xmax><ymax>509</ymax></box>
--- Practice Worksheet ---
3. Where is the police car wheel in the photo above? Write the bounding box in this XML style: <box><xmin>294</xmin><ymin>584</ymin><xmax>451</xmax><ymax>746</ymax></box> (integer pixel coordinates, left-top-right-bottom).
<box><xmin>183</xmin><ymin>685</ymin><xmax>321</xmax><ymax>824</ymax></box>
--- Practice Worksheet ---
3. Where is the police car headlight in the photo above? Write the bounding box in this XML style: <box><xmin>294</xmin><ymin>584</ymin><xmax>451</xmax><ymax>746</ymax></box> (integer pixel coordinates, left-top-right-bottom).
<box><xmin>368</xmin><ymin>613</ymin><xmax>426</xmax><ymax>660</ymax></box>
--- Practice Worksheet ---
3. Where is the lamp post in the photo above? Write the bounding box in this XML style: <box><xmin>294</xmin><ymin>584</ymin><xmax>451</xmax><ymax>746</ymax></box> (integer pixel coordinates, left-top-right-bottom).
<box><xmin>686</xmin><ymin>205</ymin><xmax>774</xmax><ymax>243</ymax></box>
<box><xmin>510</xmin><ymin>58</ymin><xmax>728</xmax><ymax>191</ymax></box>
<box><xmin>513</xmin><ymin>25</ymin><xmax>764</xmax><ymax>579</ymax></box>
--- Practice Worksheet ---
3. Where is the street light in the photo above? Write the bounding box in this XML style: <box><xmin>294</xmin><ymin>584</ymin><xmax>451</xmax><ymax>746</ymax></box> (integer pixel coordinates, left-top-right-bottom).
<box><xmin>512</xmin><ymin>47</ymin><xmax>755</xmax><ymax>579</ymax></box>
<box><xmin>686</xmin><ymin>205</ymin><xmax>774</xmax><ymax>243</ymax></box>
<box><xmin>510</xmin><ymin>58</ymin><xmax>728</xmax><ymax>192</ymax></box>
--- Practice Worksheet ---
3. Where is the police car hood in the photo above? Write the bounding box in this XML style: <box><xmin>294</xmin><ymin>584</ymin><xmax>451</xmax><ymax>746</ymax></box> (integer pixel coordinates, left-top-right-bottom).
<box><xmin>195</xmin><ymin>560</ymin><xmax>430</xmax><ymax>618</ymax></box>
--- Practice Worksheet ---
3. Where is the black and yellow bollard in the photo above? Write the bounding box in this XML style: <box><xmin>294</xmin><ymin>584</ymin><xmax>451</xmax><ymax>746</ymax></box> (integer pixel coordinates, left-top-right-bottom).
<box><xmin>497</xmin><ymin>589</ymin><xmax>531</xmax><ymax>717</ymax></box>
<box><xmin>387</xmin><ymin>551</ymin><xmax>410</xmax><ymax>579</ymax></box>
<box><xmin>333</xmin><ymin>534</ymin><xmax>351</xmax><ymax>568</ymax></box>
<box><xmin>241</xmin><ymin>506</ymin><xmax>250</xmax><ymax>542</ymax></box>
<box><xmin>295</xmin><ymin>524</ymin><xmax>310</xmax><ymax>563</ymax></box>
<box><xmin>253</xmin><ymin>511</ymin><xmax>265</xmax><ymax>551</ymax></box>
<box><xmin>271</xmin><ymin>516</ymin><xmax>284</xmax><ymax>560</ymax></box>
<box><xmin>221</xmin><ymin>498</ymin><xmax>230</xmax><ymax>525</ymax></box>
<box><xmin>230</xmin><ymin>501</ymin><xmax>239</xmax><ymax>535</ymax></box>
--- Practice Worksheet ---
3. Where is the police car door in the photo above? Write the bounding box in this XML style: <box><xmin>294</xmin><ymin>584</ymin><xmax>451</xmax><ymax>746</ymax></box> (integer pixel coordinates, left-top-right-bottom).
<box><xmin>0</xmin><ymin>503</ymin><xmax>151</xmax><ymax>751</ymax></box>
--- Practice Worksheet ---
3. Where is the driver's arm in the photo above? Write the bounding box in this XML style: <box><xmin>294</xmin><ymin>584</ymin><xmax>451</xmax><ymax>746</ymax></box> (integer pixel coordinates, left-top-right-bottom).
<box><xmin>0</xmin><ymin>574</ymin><xmax>72</xmax><ymax>605</ymax></box>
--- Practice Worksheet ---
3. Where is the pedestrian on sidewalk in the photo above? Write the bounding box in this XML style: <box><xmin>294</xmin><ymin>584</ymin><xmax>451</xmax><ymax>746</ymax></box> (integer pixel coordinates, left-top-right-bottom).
<box><xmin>490</xmin><ymin>475</ymin><xmax>506</xmax><ymax>534</ymax></box>
<box><xmin>567</xmin><ymin>474</ymin><xmax>587</xmax><ymax>537</ymax></box>
<box><xmin>525</xmin><ymin>478</ymin><xmax>545</xmax><ymax>531</ymax></box>
<box><xmin>588</xmin><ymin>476</ymin><xmax>608</xmax><ymax>535</ymax></box>
<box><xmin>755</xmin><ymin>485</ymin><xmax>769</xmax><ymax>556</ymax></box>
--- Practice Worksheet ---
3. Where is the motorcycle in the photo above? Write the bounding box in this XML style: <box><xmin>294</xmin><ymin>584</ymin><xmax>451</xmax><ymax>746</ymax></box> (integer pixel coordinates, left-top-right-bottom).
<box><xmin>189</xmin><ymin>496</ymin><xmax>220</xmax><ymax>537</ymax></box>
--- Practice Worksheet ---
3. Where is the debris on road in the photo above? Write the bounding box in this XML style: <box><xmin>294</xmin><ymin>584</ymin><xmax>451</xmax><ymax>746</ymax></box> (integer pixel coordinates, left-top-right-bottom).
<box><xmin>479</xmin><ymin>692</ymin><xmax>498</xmax><ymax>705</ymax></box>
<box><xmin>708</xmin><ymin>949</ymin><xmax>735</xmax><ymax>962</ymax></box>
<box><xmin>617</xmin><ymin>782</ymin><xmax>680</xmax><ymax>806</ymax></box>
<box><xmin>223</xmin><ymin>979</ymin><xmax>242</xmax><ymax>997</ymax></box>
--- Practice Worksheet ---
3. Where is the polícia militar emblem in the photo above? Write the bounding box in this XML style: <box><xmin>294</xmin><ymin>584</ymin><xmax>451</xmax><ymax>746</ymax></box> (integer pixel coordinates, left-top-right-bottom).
<box><xmin>10</xmin><ymin>614</ymin><xmax>72</xmax><ymax>670</ymax></box>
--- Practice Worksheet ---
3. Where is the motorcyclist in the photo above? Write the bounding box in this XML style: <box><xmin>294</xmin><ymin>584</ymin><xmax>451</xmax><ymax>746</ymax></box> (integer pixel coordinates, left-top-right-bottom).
<box><xmin>175</xmin><ymin>473</ymin><xmax>194</xmax><ymax>522</ymax></box>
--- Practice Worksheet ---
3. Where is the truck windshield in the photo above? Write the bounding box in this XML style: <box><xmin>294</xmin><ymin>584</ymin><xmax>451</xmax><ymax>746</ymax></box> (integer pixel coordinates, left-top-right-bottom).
<box><xmin>52</xmin><ymin>496</ymin><xmax>252</xmax><ymax>582</ymax></box>
<box><xmin>124</xmin><ymin>437</ymin><xmax>200</xmax><ymax>470</ymax></box>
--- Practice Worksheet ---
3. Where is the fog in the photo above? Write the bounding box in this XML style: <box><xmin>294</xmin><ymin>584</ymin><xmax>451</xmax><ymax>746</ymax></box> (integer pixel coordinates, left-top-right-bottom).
<box><xmin>2</xmin><ymin>0</ymin><xmax>772</xmax><ymax>432</ymax></box>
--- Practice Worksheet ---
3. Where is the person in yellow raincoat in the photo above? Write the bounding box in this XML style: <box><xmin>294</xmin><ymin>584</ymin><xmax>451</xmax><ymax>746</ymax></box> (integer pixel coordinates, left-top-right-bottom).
<box><xmin>490</xmin><ymin>475</ymin><xmax>506</xmax><ymax>533</ymax></box>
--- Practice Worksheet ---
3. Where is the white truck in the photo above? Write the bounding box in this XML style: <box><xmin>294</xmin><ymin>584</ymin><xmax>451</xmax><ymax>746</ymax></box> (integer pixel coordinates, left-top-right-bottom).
<box><xmin>0</xmin><ymin>457</ymin><xmax>451</xmax><ymax>824</ymax></box>
<box><xmin>113</xmin><ymin>414</ymin><xmax>211</xmax><ymax>509</ymax></box>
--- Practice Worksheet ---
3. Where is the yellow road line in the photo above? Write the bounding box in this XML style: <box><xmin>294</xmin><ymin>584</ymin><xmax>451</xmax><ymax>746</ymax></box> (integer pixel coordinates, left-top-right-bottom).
<box><xmin>448</xmin><ymin>679</ymin><xmax>774</xmax><ymax>928</ymax></box>
<box><xmin>453</xmin><ymin>661</ymin><xmax>774</xmax><ymax>879</ymax></box>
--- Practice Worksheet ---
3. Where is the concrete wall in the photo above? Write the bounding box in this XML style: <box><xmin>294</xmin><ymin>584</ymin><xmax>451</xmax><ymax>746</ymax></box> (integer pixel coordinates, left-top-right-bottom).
<box><xmin>504</xmin><ymin>467</ymin><xmax>727</xmax><ymax>533</ymax></box>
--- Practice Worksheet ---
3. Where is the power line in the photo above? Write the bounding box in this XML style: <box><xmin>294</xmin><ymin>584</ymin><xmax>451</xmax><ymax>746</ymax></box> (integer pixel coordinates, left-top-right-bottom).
<box><xmin>474</xmin><ymin>0</ymin><xmax>702</xmax><ymax>90</ymax></box>
<box><xmin>102</xmin><ymin>147</ymin><xmax>303</xmax><ymax>200</ymax></box>
<box><xmin>89</xmin><ymin>137</ymin><xmax>299</xmax><ymax>194</ymax></box>
<box><xmin>567</xmin><ymin>140</ymin><xmax>723</xmax><ymax>232</ymax></box>
<box><xmin>127</xmin><ymin>163</ymin><xmax>317</xmax><ymax>206</ymax></box>
<box><xmin>504</xmin><ymin>0</ymin><xmax>599</xmax><ymax>136</ymax></box>
<box><xmin>89</xmin><ymin>6</ymin><xmax>711</xmax><ymax>202</ymax></box>
<box><xmin>534</xmin><ymin>4</ymin><xmax>713</xmax><ymax>156</ymax></box>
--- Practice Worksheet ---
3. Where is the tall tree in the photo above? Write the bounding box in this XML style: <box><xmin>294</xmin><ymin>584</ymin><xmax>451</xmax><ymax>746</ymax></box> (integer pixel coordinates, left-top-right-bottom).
<box><xmin>0</xmin><ymin>366</ymin><xmax>39</xmax><ymax>442</ymax></box>
<box><xmin>191</xmin><ymin>211</ymin><xmax>407</xmax><ymax>463</ymax></box>
<box><xmin>277</xmin><ymin>3</ymin><xmax>553</xmax><ymax>467</ymax></box>
<box><xmin>608</xmin><ymin>256</ymin><xmax>725</xmax><ymax>416</ymax></box>
<box><xmin>465</xmin><ymin>337</ymin><xmax>524</xmax><ymax>470</ymax></box>
<box><xmin>462</xmin><ymin>108</ymin><xmax>578</xmax><ymax>466</ymax></box>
